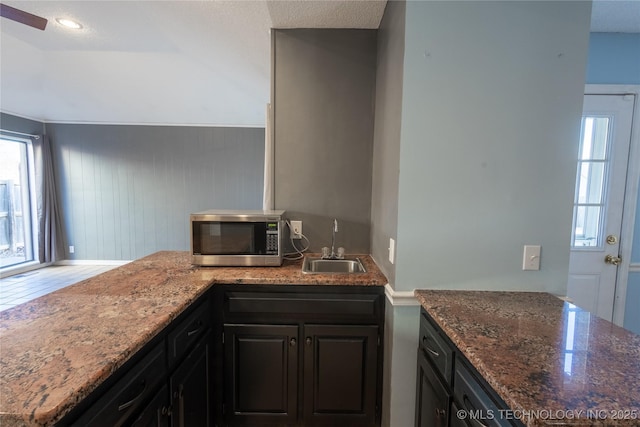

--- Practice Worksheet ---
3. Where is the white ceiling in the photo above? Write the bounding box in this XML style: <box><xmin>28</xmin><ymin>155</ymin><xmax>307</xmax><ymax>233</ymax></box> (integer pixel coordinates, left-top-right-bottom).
<box><xmin>0</xmin><ymin>0</ymin><xmax>637</xmax><ymax>127</ymax></box>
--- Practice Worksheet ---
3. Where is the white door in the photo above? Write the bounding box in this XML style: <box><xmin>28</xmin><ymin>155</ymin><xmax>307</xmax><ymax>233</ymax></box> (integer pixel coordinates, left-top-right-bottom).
<box><xmin>568</xmin><ymin>94</ymin><xmax>635</xmax><ymax>322</ymax></box>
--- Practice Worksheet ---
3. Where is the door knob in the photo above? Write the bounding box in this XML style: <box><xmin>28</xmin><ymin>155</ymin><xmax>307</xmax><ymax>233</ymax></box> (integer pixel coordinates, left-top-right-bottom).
<box><xmin>605</xmin><ymin>254</ymin><xmax>622</xmax><ymax>265</ymax></box>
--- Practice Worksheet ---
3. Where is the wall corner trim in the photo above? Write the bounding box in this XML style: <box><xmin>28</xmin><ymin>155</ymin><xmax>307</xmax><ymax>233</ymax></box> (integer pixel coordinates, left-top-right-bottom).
<box><xmin>384</xmin><ymin>283</ymin><xmax>419</xmax><ymax>306</ymax></box>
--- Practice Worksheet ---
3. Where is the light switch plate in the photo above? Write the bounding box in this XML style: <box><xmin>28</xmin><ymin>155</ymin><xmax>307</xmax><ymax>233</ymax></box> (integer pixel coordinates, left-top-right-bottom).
<box><xmin>522</xmin><ymin>245</ymin><xmax>541</xmax><ymax>270</ymax></box>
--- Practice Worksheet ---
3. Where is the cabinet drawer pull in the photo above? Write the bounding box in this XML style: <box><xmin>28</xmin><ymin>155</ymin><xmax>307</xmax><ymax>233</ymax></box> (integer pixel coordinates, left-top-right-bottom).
<box><xmin>187</xmin><ymin>320</ymin><xmax>203</xmax><ymax>337</ymax></box>
<box><xmin>118</xmin><ymin>379</ymin><xmax>147</xmax><ymax>411</ymax></box>
<box><xmin>422</xmin><ymin>336</ymin><xmax>440</xmax><ymax>357</ymax></box>
<box><xmin>462</xmin><ymin>394</ymin><xmax>489</xmax><ymax>427</ymax></box>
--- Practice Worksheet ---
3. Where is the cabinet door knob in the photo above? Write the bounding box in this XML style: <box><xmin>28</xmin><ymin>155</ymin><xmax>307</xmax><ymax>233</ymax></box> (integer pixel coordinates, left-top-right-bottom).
<box><xmin>290</xmin><ymin>337</ymin><xmax>297</xmax><ymax>347</ymax></box>
<box><xmin>435</xmin><ymin>408</ymin><xmax>446</xmax><ymax>418</ymax></box>
<box><xmin>306</xmin><ymin>337</ymin><xmax>312</xmax><ymax>345</ymax></box>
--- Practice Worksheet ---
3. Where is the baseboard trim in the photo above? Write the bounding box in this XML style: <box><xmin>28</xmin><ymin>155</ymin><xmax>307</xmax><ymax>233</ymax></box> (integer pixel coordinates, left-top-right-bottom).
<box><xmin>55</xmin><ymin>259</ymin><xmax>132</xmax><ymax>266</ymax></box>
<box><xmin>384</xmin><ymin>284</ymin><xmax>419</xmax><ymax>306</ymax></box>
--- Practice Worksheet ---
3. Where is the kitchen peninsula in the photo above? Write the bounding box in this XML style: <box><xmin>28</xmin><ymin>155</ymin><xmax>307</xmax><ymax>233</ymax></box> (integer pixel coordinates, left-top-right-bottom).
<box><xmin>0</xmin><ymin>251</ymin><xmax>387</xmax><ymax>427</ymax></box>
<box><xmin>414</xmin><ymin>290</ymin><xmax>640</xmax><ymax>427</ymax></box>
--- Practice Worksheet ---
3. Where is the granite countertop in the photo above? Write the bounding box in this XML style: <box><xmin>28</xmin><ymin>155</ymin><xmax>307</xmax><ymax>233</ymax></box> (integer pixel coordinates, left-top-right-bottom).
<box><xmin>0</xmin><ymin>251</ymin><xmax>387</xmax><ymax>427</ymax></box>
<box><xmin>414</xmin><ymin>290</ymin><xmax>640</xmax><ymax>427</ymax></box>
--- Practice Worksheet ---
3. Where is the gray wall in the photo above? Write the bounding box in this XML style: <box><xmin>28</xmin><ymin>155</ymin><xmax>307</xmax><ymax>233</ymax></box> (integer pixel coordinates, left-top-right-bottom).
<box><xmin>272</xmin><ymin>29</ymin><xmax>377</xmax><ymax>253</ymax></box>
<box><xmin>0</xmin><ymin>113</ymin><xmax>45</xmax><ymax>136</ymax></box>
<box><xmin>370</xmin><ymin>0</ymin><xmax>405</xmax><ymax>284</ymax></box>
<box><xmin>371</xmin><ymin>2</ymin><xmax>592</xmax><ymax>426</ymax></box>
<box><xmin>46</xmin><ymin>124</ymin><xmax>264</xmax><ymax>260</ymax></box>
<box><xmin>394</xmin><ymin>0</ymin><xmax>591</xmax><ymax>294</ymax></box>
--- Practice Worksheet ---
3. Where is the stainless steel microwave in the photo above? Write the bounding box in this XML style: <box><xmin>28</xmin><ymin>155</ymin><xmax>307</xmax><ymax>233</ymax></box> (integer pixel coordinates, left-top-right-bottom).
<box><xmin>190</xmin><ymin>209</ymin><xmax>285</xmax><ymax>266</ymax></box>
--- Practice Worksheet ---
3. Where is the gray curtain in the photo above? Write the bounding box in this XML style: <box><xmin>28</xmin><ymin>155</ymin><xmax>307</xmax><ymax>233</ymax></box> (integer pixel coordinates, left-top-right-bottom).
<box><xmin>32</xmin><ymin>135</ymin><xmax>64</xmax><ymax>263</ymax></box>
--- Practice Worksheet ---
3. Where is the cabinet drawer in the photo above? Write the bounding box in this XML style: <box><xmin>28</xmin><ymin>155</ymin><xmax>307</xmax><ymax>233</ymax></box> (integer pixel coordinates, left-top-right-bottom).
<box><xmin>167</xmin><ymin>299</ymin><xmax>210</xmax><ymax>366</ymax></box>
<box><xmin>454</xmin><ymin>362</ymin><xmax>513</xmax><ymax>427</ymax></box>
<box><xmin>225</xmin><ymin>291</ymin><xmax>381</xmax><ymax>319</ymax></box>
<box><xmin>419</xmin><ymin>310</ymin><xmax>454</xmax><ymax>385</ymax></box>
<box><xmin>71</xmin><ymin>342</ymin><xmax>166</xmax><ymax>427</ymax></box>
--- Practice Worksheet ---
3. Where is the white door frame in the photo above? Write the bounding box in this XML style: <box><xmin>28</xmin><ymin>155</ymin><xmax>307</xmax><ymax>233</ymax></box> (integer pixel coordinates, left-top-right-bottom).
<box><xmin>585</xmin><ymin>85</ymin><xmax>640</xmax><ymax>326</ymax></box>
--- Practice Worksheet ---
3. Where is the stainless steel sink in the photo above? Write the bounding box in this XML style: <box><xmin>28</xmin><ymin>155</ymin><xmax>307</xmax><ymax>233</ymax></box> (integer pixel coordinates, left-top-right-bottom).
<box><xmin>301</xmin><ymin>257</ymin><xmax>367</xmax><ymax>274</ymax></box>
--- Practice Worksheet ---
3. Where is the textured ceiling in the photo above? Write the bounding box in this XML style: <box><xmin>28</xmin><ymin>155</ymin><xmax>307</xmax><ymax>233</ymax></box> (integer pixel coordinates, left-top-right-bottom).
<box><xmin>0</xmin><ymin>0</ymin><xmax>636</xmax><ymax>127</ymax></box>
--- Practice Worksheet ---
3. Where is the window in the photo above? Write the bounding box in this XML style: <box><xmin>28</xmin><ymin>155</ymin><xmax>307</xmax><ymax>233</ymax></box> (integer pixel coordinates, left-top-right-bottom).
<box><xmin>0</xmin><ymin>137</ymin><xmax>37</xmax><ymax>270</ymax></box>
<box><xmin>571</xmin><ymin>116</ymin><xmax>611</xmax><ymax>248</ymax></box>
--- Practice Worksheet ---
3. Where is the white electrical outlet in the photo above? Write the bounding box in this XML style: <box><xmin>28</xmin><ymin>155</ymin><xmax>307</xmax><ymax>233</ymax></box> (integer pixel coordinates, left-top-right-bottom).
<box><xmin>522</xmin><ymin>245</ymin><xmax>541</xmax><ymax>270</ymax></box>
<box><xmin>389</xmin><ymin>238</ymin><xmax>395</xmax><ymax>264</ymax></box>
<box><xmin>291</xmin><ymin>221</ymin><xmax>302</xmax><ymax>239</ymax></box>
<box><xmin>69</xmin><ymin>245</ymin><xmax>75</xmax><ymax>254</ymax></box>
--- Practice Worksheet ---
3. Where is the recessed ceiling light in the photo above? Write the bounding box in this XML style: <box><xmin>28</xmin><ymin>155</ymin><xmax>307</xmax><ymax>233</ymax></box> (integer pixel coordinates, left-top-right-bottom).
<box><xmin>55</xmin><ymin>18</ymin><xmax>83</xmax><ymax>29</ymax></box>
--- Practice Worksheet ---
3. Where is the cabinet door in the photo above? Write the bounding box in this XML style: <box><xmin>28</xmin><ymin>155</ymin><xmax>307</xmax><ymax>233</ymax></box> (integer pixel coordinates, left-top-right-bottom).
<box><xmin>415</xmin><ymin>348</ymin><xmax>450</xmax><ymax>427</ymax></box>
<box><xmin>303</xmin><ymin>324</ymin><xmax>379</xmax><ymax>426</ymax></box>
<box><xmin>130</xmin><ymin>385</ymin><xmax>171</xmax><ymax>427</ymax></box>
<box><xmin>169</xmin><ymin>332</ymin><xmax>211</xmax><ymax>427</ymax></box>
<box><xmin>223</xmin><ymin>324</ymin><xmax>298</xmax><ymax>426</ymax></box>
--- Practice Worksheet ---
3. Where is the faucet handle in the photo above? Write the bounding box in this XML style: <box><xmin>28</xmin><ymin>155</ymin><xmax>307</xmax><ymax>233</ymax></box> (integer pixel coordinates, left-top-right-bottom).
<box><xmin>336</xmin><ymin>247</ymin><xmax>345</xmax><ymax>259</ymax></box>
<box><xmin>321</xmin><ymin>247</ymin><xmax>331</xmax><ymax>259</ymax></box>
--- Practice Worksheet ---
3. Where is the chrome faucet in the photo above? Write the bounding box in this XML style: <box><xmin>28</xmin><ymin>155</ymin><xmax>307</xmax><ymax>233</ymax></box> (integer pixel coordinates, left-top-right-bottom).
<box><xmin>330</xmin><ymin>219</ymin><xmax>338</xmax><ymax>259</ymax></box>
<box><xmin>321</xmin><ymin>219</ymin><xmax>344</xmax><ymax>259</ymax></box>
<box><xmin>320</xmin><ymin>219</ymin><xmax>345</xmax><ymax>259</ymax></box>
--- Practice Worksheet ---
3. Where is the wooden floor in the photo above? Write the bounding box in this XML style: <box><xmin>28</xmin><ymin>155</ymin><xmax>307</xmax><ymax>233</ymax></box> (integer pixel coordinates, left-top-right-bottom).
<box><xmin>0</xmin><ymin>264</ymin><xmax>118</xmax><ymax>312</ymax></box>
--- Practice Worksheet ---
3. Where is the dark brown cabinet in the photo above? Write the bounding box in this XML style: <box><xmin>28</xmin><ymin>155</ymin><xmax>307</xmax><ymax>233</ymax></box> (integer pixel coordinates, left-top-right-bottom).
<box><xmin>169</xmin><ymin>331</ymin><xmax>212</xmax><ymax>427</ymax></box>
<box><xmin>415</xmin><ymin>308</ymin><xmax>524</xmax><ymax>427</ymax></box>
<box><xmin>223</xmin><ymin>324</ymin><xmax>299</xmax><ymax>425</ymax></box>
<box><xmin>302</xmin><ymin>324</ymin><xmax>378</xmax><ymax>426</ymax></box>
<box><xmin>415</xmin><ymin>347</ymin><xmax>450</xmax><ymax>427</ymax></box>
<box><xmin>131</xmin><ymin>385</ymin><xmax>171</xmax><ymax>427</ymax></box>
<box><xmin>217</xmin><ymin>286</ymin><xmax>384</xmax><ymax>427</ymax></box>
<box><xmin>60</xmin><ymin>296</ymin><xmax>213</xmax><ymax>427</ymax></box>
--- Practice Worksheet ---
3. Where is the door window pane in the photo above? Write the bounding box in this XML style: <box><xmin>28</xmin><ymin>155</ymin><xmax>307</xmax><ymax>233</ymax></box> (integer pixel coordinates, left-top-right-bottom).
<box><xmin>0</xmin><ymin>138</ymin><xmax>35</xmax><ymax>269</ymax></box>
<box><xmin>577</xmin><ymin>162</ymin><xmax>605</xmax><ymax>204</ymax></box>
<box><xmin>571</xmin><ymin>116</ymin><xmax>611</xmax><ymax>248</ymax></box>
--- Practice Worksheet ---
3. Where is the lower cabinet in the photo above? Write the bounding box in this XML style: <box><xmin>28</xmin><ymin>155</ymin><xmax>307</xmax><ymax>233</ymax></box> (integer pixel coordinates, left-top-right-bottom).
<box><xmin>303</xmin><ymin>324</ymin><xmax>378</xmax><ymax>426</ymax></box>
<box><xmin>129</xmin><ymin>333</ymin><xmax>212</xmax><ymax>427</ymax></box>
<box><xmin>415</xmin><ymin>348</ymin><xmax>450</xmax><ymax>427</ymax></box>
<box><xmin>131</xmin><ymin>385</ymin><xmax>171</xmax><ymax>427</ymax></box>
<box><xmin>70</xmin><ymin>342</ymin><xmax>167</xmax><ymax>427</ymax></box>
<box><xmin>223</xmin><ymin>324</ymin><xmax>299</xmax><ymax>425</ymax></box>
<box><xmin>218</xmin><ymin>287</ymin><xmax>384</xmax><ymax>427</ymax></box>
<box><xmin>415</xmin><ymin>308</ymin><xmax>524</xmax><ymax>427</ymax></box>
<box><xmin>60</xmin><ymin>286</ymin><xmax>385</xmax><ymax>427</ymax></box>
<box><xmin>169</xmin><ymin>331</ymin><xmax>212</xmax><ymax>427</ymax></box>
<box><xmin>61</xmin><ymin>297</ymin><xmax>213</xmax><ymax>427</ymax></box>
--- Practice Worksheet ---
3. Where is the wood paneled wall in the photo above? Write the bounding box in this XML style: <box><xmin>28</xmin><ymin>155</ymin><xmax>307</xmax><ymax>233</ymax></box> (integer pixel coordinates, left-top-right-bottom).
<box><xmin>47</xmin><ymin>124</ymin><xmax>264</xmax><ymax>260</ymax></box>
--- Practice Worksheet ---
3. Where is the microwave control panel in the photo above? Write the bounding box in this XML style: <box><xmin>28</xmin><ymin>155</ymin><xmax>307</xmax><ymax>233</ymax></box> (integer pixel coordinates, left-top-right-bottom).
<box><xmin>266</xmin><ymin>222</ymin><xmax>280</xmax><ymax>254</ymax></box>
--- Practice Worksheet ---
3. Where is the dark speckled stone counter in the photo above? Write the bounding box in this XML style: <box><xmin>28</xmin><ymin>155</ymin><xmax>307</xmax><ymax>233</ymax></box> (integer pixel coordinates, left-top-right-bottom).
<box><xmin>414</xmin><ymin>290</ymin><xmax>640</xmax><ymax>427</ymax></box>
<box><xmin>0</xmin><ymin>251</ymin><xmax>387</xmax><ymax>426</ymax></box>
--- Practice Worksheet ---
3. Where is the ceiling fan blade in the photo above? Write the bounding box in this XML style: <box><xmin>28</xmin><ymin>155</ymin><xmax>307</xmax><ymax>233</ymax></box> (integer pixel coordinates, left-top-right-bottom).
<box><xmin>0</xmin><ymin>3</ymin><xmax>47</xmax><ymax>30</ymax></box>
